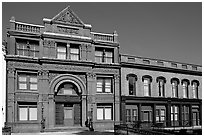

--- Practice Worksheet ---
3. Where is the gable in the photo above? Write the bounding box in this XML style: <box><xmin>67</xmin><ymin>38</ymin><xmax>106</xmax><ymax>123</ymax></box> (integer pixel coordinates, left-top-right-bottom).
<box><xmin>52</xmin><ymin>6</ymin><xmax>84</xmax><ymax>26</ymax></box>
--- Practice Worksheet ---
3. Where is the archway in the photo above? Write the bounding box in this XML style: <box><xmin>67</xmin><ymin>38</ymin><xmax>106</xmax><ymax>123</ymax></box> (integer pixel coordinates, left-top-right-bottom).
<box><xmin>49</xmin><ymin>74</ymin><xmax>86</xmax><ymax>127</ymax></box>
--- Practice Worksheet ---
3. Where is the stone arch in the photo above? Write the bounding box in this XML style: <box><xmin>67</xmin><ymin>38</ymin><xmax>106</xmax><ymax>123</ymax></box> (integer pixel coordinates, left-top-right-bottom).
<box><xmin>49</xmin><ymin>74</ymin><xmax>86</xmax><ymax>95</ymax></box>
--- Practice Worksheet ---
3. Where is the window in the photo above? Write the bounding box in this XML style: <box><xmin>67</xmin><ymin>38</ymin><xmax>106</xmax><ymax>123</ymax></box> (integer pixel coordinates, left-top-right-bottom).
<box><xmin>157</xmin><ymin>77</ymin><xmax>166</xmax><ymax>97</ymax></box>
<box><xmin>57</xmin><ymin>43</ymin><xmax>80</xmax><ymax>60</ymax></box>
<box><xmin>57</xmin><ymin>82</ymin><xmax>78</xmax><ymax>95</ymax></box>
<box><xmin>126</xmin><ymin>109</ymin><xmax>131</xmax><ymax>122</ymax></box>
<box><xmin>182</xmin><ymin>80</ymin><xmax>189</xmax><ymax>98</ymax></box>
<box><xmin>18</xmin><ymin>103</ymin><xmax>37</xmax><ymax>121</ymax></box>
<box><xmin>16</xmin><ymin>39</ymin><xmax>39</xmax><ymax>57</ymax></box>
<box><xmin>171</xmin><ymin>105</ymin><xmax>179</xmax><ymax>126</ymax></box>
<box><xmin>57</xmin><ymin>44</ymin><xmax>67</xmax><ymax>59</ymax></box>
<box><xmin>18</xmin><ymin>74</ymin><xmax>37</xmax><ymax>91</ymax></box>
<box><xmin>126</xmin><ymin>74</ymin><xmax>137</xmax><ymax>95</ymax></box>
<box><xmin>171</xmin><ymin>79</ymin><xmax>179</xmax><ymax>98</ymax></box>
<box><xmin>192</xmin><ymin>81</ymin><xmax>199</xmax><ymax>99</ymax></box>
<box><xmin>182</xmin><ymin>105</ymin><xmax>189</xmax><ymax>126</ymax></box>
<box><xmin>97</xmin><ymin>104</ymin><xmax>112</xmax><ymax>120</ymax></box>
<box><xmin>142</xmin><ymin>111</ymin><xmax>152</xmax><ymax>122</ymax></box>
<box><xmin>126</xmin><ymin>109</ymin><xmax>138</xmax><ymax>123</ymax></box>
<box><xmin>143</xmin><ymin>79</ymin><xmax>151</xmax><ymax>96</ymax></box>
<box><xmin>96</xmin><ymin>77</ymin><xmax>112</xmax><ymax>93</ymax></box>
<box><xmin>95</xmin><ymin>48</ymin><xmax>113</xmax><ymax>63</ymax></box>
<box><xmin>70</xmin><ymin>47</ymin><xmax>79</xmax><ymax>60</ymax></box>
<box><xmin>156</xmin><ymin>109</ymin><xmax>165</xmax><ymax>122</ymax></box>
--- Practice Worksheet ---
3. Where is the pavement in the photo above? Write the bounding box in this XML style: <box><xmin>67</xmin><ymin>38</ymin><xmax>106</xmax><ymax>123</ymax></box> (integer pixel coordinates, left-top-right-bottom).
<box><xmin>11</xmin><ymin>129</ymin><xmax>115</xmax><ymax>135</ymax></box>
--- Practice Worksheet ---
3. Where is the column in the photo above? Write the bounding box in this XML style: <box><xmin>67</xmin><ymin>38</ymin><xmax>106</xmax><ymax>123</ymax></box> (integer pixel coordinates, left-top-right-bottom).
<box><xmin>199</xmin><ymin>102</ymin><xmax>202</xmax><ymax>126</ymax></box>
<box><xmin>121</xmin><ymin>97</ymin><xmax>126</xmax><ymax>124</ymax></box>
<box><xmin>179</xmin><ymin>104</ymin><xmax>183</xmax><ymax>126</ymax></box>
<box><xmin>153</xmin><ymin>104</ymin><xmax>156</xmax><ymax>126</ymax></box>
<box><xmin>138</xmin><ymin>103</ymin><xmax>142</xmax><ymax>124</ymax></box>
<box><xmin>38</xmin><ymin>69</ymin><xmax>49</xmax><ymax>129</ymax></box>
<box><xmin>114</xmin><ymin>74</ymin><xmax>120</xmax><ymax>125</ymax></box>
<box><xmin>81</xmin><ymin>95</ymin><xmax>86</xmax><ymax>127</ymax></box>
<box><xmin>189</xmin><ymin>104</ymin><xmax>192</xmax><ymax>126</ymax></box>
<box><xmin>166</xmin><ymin>101</ymin><xmax>171</xmax><ymax>127</ymax></box>
<box><xmin>6</xmin><ymin>67</ymin><xmax>15</xmax><ymax>131</ymax></box>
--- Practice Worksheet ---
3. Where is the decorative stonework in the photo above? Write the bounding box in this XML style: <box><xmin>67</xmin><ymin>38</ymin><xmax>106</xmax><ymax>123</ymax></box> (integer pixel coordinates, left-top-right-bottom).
<box><xmin>55</xmin><ymin>11</ymin><xmax>81</xmax><ymax>25</ymax></box>
<box><xmin>9</xmin><ymin>61</ymin><xmax>40</xmax><ymax>70</ymax></box>
<box><xmin>45</xmin><ymin>64</ymin><xmax>91</xmax><ymax>72</ymax></box>
<box><xmin>7</xmin><ymin>67</ymin><xmax>15</xmax><ymax>74</ymax></box>
<box><xmin>38</xmin><ymin>69</ymin><xmax>49</xmax><ymax>76</ymax></box>
<box><xmin>114</xmin><ymin>74</ymin><xmax>120</xmax><ymax>80</ymax></box>
<box><xmin>43</xmin><ymin>40</ymin><xmax>55</xmax><ymax>47</ymax></box>
<box><xmin>57</xmin><ymin>26</ymin><xmax>79</xmax><ymax>35</ymax></box>
<box><xmin>49</xmin><ymin>73</ymin><xmax>58</xmax><ymax>83</ymax></box>
<box><xmin>94</xmin><ymin>68</ymin><xmax>119</xmax><ymax>74</ymax></box>
<box><xmin>15</xmin><ymin>93</ymin><xmax>38</xmax><ymax>101</ymax></box>
<box><xmin>86</xmin><ymin>72</ymin><xmax>96</xmax><ymax>78</ymax></box>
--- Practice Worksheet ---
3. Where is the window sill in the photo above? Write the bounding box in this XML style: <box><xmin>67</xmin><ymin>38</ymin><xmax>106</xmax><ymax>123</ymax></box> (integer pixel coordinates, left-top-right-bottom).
<box><xmin>15</xmin><ymin>121</ymin><xmax>39</xmax><ymax>124</ymax></box>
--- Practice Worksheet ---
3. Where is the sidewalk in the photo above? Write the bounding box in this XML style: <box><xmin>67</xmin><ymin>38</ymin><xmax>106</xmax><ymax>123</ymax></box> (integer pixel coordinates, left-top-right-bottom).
<box><xmin>11</xmin><ymin>130</ymin><xmax>115</xmax><ymax>135</ymax></box>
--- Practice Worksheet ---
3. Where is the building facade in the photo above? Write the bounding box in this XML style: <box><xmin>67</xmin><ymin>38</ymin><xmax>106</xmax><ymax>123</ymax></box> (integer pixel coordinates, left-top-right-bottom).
<box><xmin>120</xmin><ymin>55</ymin><xmax>202</xmax><ymax>128</ymax></box>
<box><xmin>5</xmin><ymin>6</ymin><xmax>120</xmax><ymax>132</ymax></box>
<box><xmin>5</xmin><ymin>6</ymin><xmax>201</xmax><ymax>133</ymax></box>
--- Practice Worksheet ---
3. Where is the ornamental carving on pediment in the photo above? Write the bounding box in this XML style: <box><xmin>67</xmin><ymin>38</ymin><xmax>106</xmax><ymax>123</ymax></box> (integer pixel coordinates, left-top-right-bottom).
<box><xmin>56</xmin><ymin>11</ymin><xmax>81</xmax><ymax>25</ymax></box>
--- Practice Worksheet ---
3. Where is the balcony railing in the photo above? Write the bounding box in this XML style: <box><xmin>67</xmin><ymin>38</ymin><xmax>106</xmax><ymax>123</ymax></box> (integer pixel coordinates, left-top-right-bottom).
<box><xmin>13</xmin><ymin>21</ymin><xmax>44</xmax><ymax>33</ymax></box>
<box><xmin>91</xmin><ymin>32</ymin><xmax>115</xmax><ymax>42</ymax></box>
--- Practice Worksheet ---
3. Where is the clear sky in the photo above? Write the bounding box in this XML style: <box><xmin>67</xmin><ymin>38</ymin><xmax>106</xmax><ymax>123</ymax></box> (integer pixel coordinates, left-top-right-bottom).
<box><xmin>2</xmin><ymin>2</ymin><xmax>202</xmax><ymax>65</ymax></box>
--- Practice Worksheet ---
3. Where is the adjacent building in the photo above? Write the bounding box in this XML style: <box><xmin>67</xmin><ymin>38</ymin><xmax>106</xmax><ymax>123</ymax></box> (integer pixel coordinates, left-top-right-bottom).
<box><xmin>5</xmin><ymin>6</ymin><xmax>201</xmax><ymax>133</ymax></box>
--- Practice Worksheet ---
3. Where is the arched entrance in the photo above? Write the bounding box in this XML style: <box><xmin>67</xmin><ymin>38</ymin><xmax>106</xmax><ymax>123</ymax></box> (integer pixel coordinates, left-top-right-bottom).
<box><xmin>49</xmin><ymin>74</ymin><xmax>86</xmax><ymax>127</ymax></box>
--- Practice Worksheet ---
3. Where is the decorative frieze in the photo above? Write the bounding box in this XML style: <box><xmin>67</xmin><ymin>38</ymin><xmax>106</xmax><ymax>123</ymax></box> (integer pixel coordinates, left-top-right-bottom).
<box><xmin>57</xmin><ymin>26</ymin><xmax>79</xmax><ymax>35</ymax></box>
<box><xmin>94</xmin><ymin>68</ymin><xmax>119</xmax><ymax>74</ymax></box>
<box><xmin>15</xmin><ymin>92</ymin><xmax>38</xmax><ymax>101</ymax></box>
<box><xmin>86</xmin><ymin>72</ymin><xmax>96</xmax><ymax>79</ymax></box>
<box><xmin>114</xmin><ymin>74</ymin><xmax>120</xmax><ymax>80</ymax></box>
<box><xmin>43</xmin><ymin>40</ymin><xmax>55</xmax><ymax>47</ymax></box>
<box><xmin>7</xmin><ymin>67</ymin><xmax>15</xmax><ymax>74</ymax></box>
<box><xmin>38</xmin><ymin>69</ymin><xmax>49</xmax><ymax>76</ymax></box>
<box><xmin>9</xmin><ymin>61</ymin><xmax>40</xmax><ymax>70</ymax></box>
<box><xmin>44</xmin><ymin>64</ymin><xmax>91</xmax><ymax>72</ymax></box>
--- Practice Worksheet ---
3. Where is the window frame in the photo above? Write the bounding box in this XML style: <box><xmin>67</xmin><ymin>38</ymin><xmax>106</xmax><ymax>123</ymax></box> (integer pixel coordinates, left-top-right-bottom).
<box><xmin>192</xmin><ymin>82</ymin><xmax>199</xmax><ymax>99</ymax></box>
<box><xmin>95</xmin><ymin>48</ymin><xmax>114</xmax><ymax>63</ymax></box>
<box><xmin>16</xmin><ymin>39</ymin><xmax>39</xmax><ymax>58</ymax></box>
<box><xmin>172</xmin><ymin>81</ymin><xmax>178</xmax><ymax>98</ymax></box>
<box><xmin>143</xmin><ymin>78</ymin><xmax>151</xmax><ymax>97</ymax></box>
<box><xmin>18</xmin><ymin>103</ymin><xmax>38</xmax><ymax>121</ymax></box>
<box><xmin>96</xmin><ymin>77</ymin><xmax>113</xmax><ymax>94</ymax></box>
<box><xmin>18</xmin><ymin>73</ymin><xmax>38</xmax><ymax>91</ymax></box>
<box><xmin>127</xmin><ymin>74</ymin><xmax>137</xmax><ymax>96</ymax></box>
<box><xmin>97</xmin><ymin>104</ymin><xmax>113</xmax><ymax>120</ymax></box>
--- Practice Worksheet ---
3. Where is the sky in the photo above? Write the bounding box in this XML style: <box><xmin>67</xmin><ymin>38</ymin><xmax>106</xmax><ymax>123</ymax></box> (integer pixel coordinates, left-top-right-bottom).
<box><xmin>2</xmin><ymin>2</ymin><xmax>202</xmax><ymax>65</ymax></box>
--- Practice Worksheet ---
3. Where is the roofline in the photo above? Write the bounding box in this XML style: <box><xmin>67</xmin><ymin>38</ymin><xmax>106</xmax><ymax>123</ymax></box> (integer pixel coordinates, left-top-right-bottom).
<box><xmin>120</xmin><ymin>53</ymin><xmax>202</xmax><ymax>67</ymax></box>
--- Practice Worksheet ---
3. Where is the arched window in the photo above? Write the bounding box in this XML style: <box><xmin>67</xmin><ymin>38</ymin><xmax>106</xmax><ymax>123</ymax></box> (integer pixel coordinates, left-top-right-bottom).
<box><xmin>142</xmin><ymin>75</ymin><xmax>152</xmax><ymax>97</ymax></box>
<box><xmin>191</xmin><ymin>80</ymin><xmax>199</xmax><ymax>99</ymax></box>
<box><xmin>171</xmin><ymin>78</ymin><xmax>180</xmax><ymax>98</ymax></box>
<box><xmin>181</xmin><ymin>79</ymin><xmax>190</xmax><ymax>98</ymax></box>
<box><xmin>156</xmin><ymin>76</ymin><xmax>166</xmax><ymax>97</ymax></box>
<box><xmin>126</xmin><ymin>74</ymin><xmax>137</xmax><ymax>95</ymax></box>
<box><xmin>57</xmin><ymin>82</ymin><xmax>78</xmax><ymax>95</ymax></box>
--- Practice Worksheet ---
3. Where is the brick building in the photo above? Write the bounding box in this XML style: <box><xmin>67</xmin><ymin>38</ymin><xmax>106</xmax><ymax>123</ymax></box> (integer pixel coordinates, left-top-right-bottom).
<box><xmin>5</xmin><ymin>6</ymin><xmax>201</xmax><ymax>133</ymax></box>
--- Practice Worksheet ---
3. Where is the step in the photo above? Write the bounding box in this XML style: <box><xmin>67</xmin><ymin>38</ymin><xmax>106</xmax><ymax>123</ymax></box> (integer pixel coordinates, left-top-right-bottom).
<box><xmin>44</xmin><ymin>126</ymin><xmax>87</xmax><ymax>132</ymax></box>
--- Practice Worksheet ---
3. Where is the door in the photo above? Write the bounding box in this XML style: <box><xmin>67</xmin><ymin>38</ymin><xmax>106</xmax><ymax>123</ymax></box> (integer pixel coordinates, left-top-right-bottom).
<box><xmin>64</xmin><ymin>104</ymin><xmax>74</xmax><ymax>126</ymax></box>
<box><xmin>55</xmin><ymin>103</ymin><xmax>64</xmax><ymax>125</ymax></box>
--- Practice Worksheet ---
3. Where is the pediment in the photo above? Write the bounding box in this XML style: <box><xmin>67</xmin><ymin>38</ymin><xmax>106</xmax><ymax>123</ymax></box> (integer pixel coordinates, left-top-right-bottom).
<box><xmin>52</xmin><ymin>6</ymin><xmax>84</xmax><ymax>26</ymax></box>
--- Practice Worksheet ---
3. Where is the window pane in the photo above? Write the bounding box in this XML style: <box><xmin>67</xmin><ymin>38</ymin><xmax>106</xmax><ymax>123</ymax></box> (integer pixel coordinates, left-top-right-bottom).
<box><xmin>175</xmin><ymin>114</ymin><xmax>178</xmax><ymax>120</ymax></box>
<box><xmin>19</xmin><ymin>77</ymin><xmax>26</xmax><ymax>82</ymax></box>
<box><xmin>161</xmin><ymin>116</ymin><xmax>165</xmax><ymax>121</ymax></box>
<box><xmin>95</xmin><ymin>51</ymin><xmax>103</xmax><ymax>56</ymax></box>
<box><xmin>105</xmin><ymin>80</ymin><xmax>111</xmax><ymax>93</ymax></box>
<box><xmin>70</xmin><ymin>48</ymin><xmax>79</xmax><ymax>54</ymax></box>
<box><xmin>70</xmin><ymin>55</ymin><xmax>79</xmax><ymax>60</ymax></box>
<box><xmin>64</xmin><ymin>109</ymin><xmax>72</xmax><ymax>119</ymax></box>
<box><xmin>161</xmin><ymin>110</ymin><xmax>165</xmax><ymax>116</ymax></box>
<box><xmin>19</xmin><ymin>107</ymin><xmax>28</xmax><ymax>121</ymax></box>
<box><xmin>29</xmin><ymin>107</ymin><xmax>37</xmax><ymax>120</ymax></box>
<box><xmin>171</xmin><ymin>114</ymin><xmax>174</xmax><ymax>121</ymax></box>
<box><xmin>57</xmin><ymin>46</ymin><xmax>66</xmax><ymax>52</ymax></box>
<box><xmin>106</xmin><ymin>58</ymin><xmax>113</xmax><ymax>63</ymax></box>
<box><xmin>156</xmin><ymin>116</ymin><xmax>160</xmax><ymax>121</ymax></box>
<box><xmin>19</xmin><ymin>83</ymin><xmax>27</xmax><ymax>89</ymax></box>
<box><xmin>144</xmin><ymin>85</ymin><xmax>149</xmax><ymax>96</ymax></box>
<box><xmin>105</xmin><ymin>108</ymin><xmax>112</xmax><ymax>120</ymax></box>
<box><xmin>97</xmin><ymin>80</ymin><xmax>103</xmax><ymax>92</ymax></box>
<box><xmin>57</xmin><ymin>54</ymin><xmax>66</xmax><ymax>59</ymax></box>
<box><xmin>106</xmin><ymin>52</ymin><xmax>112</xmax><ymax>57</ymax></box>
<box><xmin>30</xmin><ymin>77</ymin><xmax>37</xmax><ymax>83</ymax></box>
<box><xmin>64</xmin><ymin>89</ymin><xmax>73</xmax><ymax>95</ymax></box>
<box><xmin>97</xmin><ymin>108</ymin><xmax>103</xmax><ymax>120</ymax></box>
<box><xmin>30</xmin><ymin>84</ymin><xmax>37</xmax><ymax>90</ymax></box>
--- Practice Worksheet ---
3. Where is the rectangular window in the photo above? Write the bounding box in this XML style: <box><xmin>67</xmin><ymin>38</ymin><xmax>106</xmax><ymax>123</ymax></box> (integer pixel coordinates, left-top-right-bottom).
<box><xmin>171</xmin><ymin>105</ymin><xmax>179</xmax><ymax>126</ymax></box>
<box><xmin>156</xmin><ymin>109</ymin><xmax>165</xmax><ymax>122</ymax></box>
<box><xmin>18</xmin><ymin>73</ymin><xmax>38</xmax><ymax>91</ymax></box>
<box><xmin>126</xmin><ymin>109</ymin><xmax>131</xmax><ymax>122</ymax></box>
<box><xmin>97</xmin><ymin>105</ymin><xmax>112</xmax><ymax>120</ymax></box>
<box><xmin>96</xmin><ymin>77</ymin><xmax>112</xmax><ymax>93</ymax></box>
<box><xmin>128</xmin><ymin>76</ymin><xmax>136</xmax><ymax>95</ymax></box>
<box><xmin>16</xmin><ymin>39</ymin><xmax>39</xmax><ymax>57</ymax></box>
<box><xmin>182</xmin><ymin>105</ymin><xmax>189</xmax><ymax>126</ymax></box>
<box><xmin>95</xmin><ymin>48</ymin><xmax>113</xmax><ymax>63</ymax></box>
<box><xmin>70</xmin><ymin>45</ymin><xmax>79</xmax><ymax>60</ymax></box>
<box><xmin>142</xmin><ymin>111</ymin><xmax>152</xmax><ymax>122</ymax></box>
<box><xmin>18</xmin><ymin>103</ymin><xmax>37</xmax><ymax>121</ymax></box>
<box><xmin>158</xmin><ymin>80</ymin><xmax>165</xmax><ymax>97</ymax></box>
<box><xmin>57</xmin><ymin>44</ymin><xmax>67</xmax><ymax>59</ymax></box>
